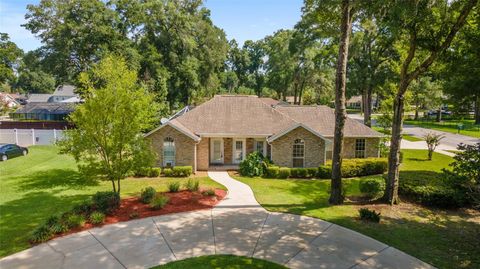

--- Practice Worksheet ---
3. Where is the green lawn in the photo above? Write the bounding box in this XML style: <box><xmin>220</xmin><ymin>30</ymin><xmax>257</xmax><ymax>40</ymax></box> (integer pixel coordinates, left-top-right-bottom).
<box><xmin>404</xmin><ymin>119</ymin><xmax>480</xmax><ymax>138</ymax></box>
<box><xmin>0</xmin><ymin>146</ymin><xmax>226</xmax><ymax>258</ymax></box>
<box><xmin>234</xmin><ymin>150</ymin><xmax>480</xmax><ymax>269</ymax></box>
<box><xmin>372</xmin><ymin>126</ymin><xmax>423</xmax><ymax>142</ymax></box>
<box><xmin>150</xmin><ymin>255</ymin><xmax>286</xmax><ymax>269</ymax></box>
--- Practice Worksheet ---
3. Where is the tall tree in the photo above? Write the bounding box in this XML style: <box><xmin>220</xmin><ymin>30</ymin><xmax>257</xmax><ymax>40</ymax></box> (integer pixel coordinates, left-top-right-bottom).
<box><xmin>383</xmin><ymin>0</ymin><xmax>478</xmax><ymax>205</ymax></box>
<box><xmin>330</xmin><ymin>0</ymin><xmax>354</xmax><ymax>205</ymax></box>
<box><xmin>0</xmin><ymin>33</ymin><xmax>23</xmax><ymax>85</ymax></box>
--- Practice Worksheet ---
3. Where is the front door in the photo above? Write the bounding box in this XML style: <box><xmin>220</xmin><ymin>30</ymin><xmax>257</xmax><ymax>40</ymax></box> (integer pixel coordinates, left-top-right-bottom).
<box><xmin>210</xmin><ymin>138</ymin><xmax>224</xmax><ymax>164</ymax></box>
<box><xmin>233</xmin><ymin>139</ymin><xmax>246</xmax><ymax>164</ymax></box>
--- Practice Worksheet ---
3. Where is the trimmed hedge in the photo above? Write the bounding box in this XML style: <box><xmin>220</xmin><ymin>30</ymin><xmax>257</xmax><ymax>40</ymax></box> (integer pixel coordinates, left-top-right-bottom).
<box><xmin>163</xmin><ymin>166</ymin><xmax>193</xmax><ymax>177</ymax></box>
<box><xmin>278</xmin><ymin>167</ymin><xmax>291</xmax><ymax>179</ymax></box>
<box><xmin>359</xmin><ymin>177</ymin><xmax>386</xmax><ymax>199</ymax></box>
<box><xmin>290</xmin><ymin>168</ymin><xmax>317</xmax><ymax>178</ymax></box>
<box><xmin>265</xmin><ymin>166</ymin><xmax>280</xmax><ymax>178</ymax></box>
<box><xmin>318</xmin><ymin>158</ymin><xmax>387</xmax><ymax>179</ymax></box>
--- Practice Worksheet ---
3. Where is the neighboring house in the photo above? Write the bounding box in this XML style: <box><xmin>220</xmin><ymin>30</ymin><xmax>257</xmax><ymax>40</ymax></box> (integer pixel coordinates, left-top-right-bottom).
<box><xmin>0</xmin><ymin>93</ymin><xmax>20</xmax><ymax>108</ymax></box>
<box><xmin>9</xmin><ymin>102</ymin><xmax>75</xmax><ymax>121</ymax></box>
<box><xmin>345</xmin><ymin>95</ymin><xmax>378</xmax><ymax>110</ymax></box>
<box><xmin>146</xmin><ymin>95</ymin><xmax>382</xmax><ymax>172</ymax></box>
<box><xmin>26</xmin><ymin>85</ymin><xmax>78</xmax><ymax>103</ymax></box>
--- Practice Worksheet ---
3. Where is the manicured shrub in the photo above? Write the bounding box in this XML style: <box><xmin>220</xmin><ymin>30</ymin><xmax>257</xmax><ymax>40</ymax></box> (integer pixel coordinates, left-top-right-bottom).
<box><xmin>163</xmin><ymin>168</ymin><xmax>173</xmax><ymax>177</ymax></box>
<box><xmin>150</xmin><ymin>195</ymin><xmax>170</xmax><ymax>210</ymax></box>
<box><xmin>265</xmin><ymin>166</ymin><xmax>280</xmax><ymax>178</ymax></box>
<box><xmin>134</xmin><ymin>167</ymin><xmax>151</xmax><ymax>177</ymax></box>
<box><xmin>184</xmin><ymin>179</ymin><xmax>200</xmax><ymax>192</ymax></box>
<box><xmin>148</xmin><ymin>167</ymin><xmax>161</xmax><ymax>177</ymax></box>
<box><xmin>92</xmin><ymin>191</ymin><xmax>120</xmax><ymax>214</ymax></box>
<box><xmin>168</xmin><ymin>181</ymin><xmax>181</xmax><ymax>192</ymax></box>
<box><xmin>359</xmin><ymin>177</ymin><xmax>386</xmax><ymax>199</ymax></box>
<box><xmin>172</xmin><ymin>166</ymin><xmax>193</xmax><ymax>177</ymax></box>
<box><xmin>202</xmin><ymin>188</ymin><xmax>216</xmax><ymax>196</ymax></box>
<box><xmin>359</xmin><ymin>208</ymin><xmax>381</xmax><ymax>223</ymax></box>
<box><xmin>318</xmin><ymin>165</ymin><xmax>332</xmax><ymax>179</ymax></box>
<box><xmin>278</xmin><ymin>167</ymin><xmax>291</xmax><ymax>179</ymax></box>
<box><xmin>318</xmin><ymin>158</ymin><xmax>387</xmax><ymax>179</ymax></box>
<box><xmin>290</xmin><ymin>168</ymin><xmax>308</xmax><ymax>178</ymax></box>
<box><xmin>239</xmin><ymin>152</ymin><xmax>267</xmax><ymax>177</ymax></box>
<box><xmin>30</xmin><ymin>225</ymin><xmax>53</xmax><ymax>243</ymax></box>
<box><xmin>65</xmin><ymin>214</ymin><xmax>86</xmax><ymax>229</ymax></box>
<box><xmin>140</xmin><ymin>187</ymin><xmax>156</xmax><ymax>204</ymax></box>
<box><xmin>399</xmin><ymin>174</ymin><xmax>468</xmax><ymax>208</ymax></box>
<box><xmin>45</xmin><ymin>215</ymin><xmax>60</xmax><ymax>227</ymax></box>
<box><xmin>72</xmin><ymin>201</ymin><xmax>93</xmax><ymax>215</ymax></box>
<box><xmin>306</xmin><ymin>168</ymin><xmax>317</xmax><ymax>178</ymax></box>
<box><xmin>89</xmin><ymin>211</ymin><xmax>105</xmax><ymax>225</ymax></box>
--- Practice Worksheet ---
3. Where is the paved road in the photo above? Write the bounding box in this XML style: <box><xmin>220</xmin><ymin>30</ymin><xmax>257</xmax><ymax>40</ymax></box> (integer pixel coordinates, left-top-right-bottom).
<box><xmin>0</xmin><ymin>172</ymin><xmax>434</xmax><ymax>269</ymax></box>
<box><xmin>348</xmin><ymin>114</ymin><xmax>479</xmax><ymax>150</ymax></box>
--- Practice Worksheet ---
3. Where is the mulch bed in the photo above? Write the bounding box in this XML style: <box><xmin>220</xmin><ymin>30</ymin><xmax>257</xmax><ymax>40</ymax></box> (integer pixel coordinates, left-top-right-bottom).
<box><xmin>51</xmin><ymin>189</ymin><xmax>226</xmax><ymax>239</ymax></box>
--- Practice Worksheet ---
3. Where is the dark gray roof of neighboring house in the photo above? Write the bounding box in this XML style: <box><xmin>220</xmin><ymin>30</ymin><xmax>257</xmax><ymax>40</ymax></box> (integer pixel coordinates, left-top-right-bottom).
<box><xmin>53</xmin><ymin>85</ymin><xmax>76</xmax><ymax>96</ymax></box>
<box><xmin>149</xmin><ymin>95</ymin><xmax>382</xmax><ymax>139</ymax></box>
<box><xmin>27</xmin><ymin>94</ymin><xmax>52</xmax><ymax>103</ymax></box>
<box><xmin>11</xmin><ymin>102</ymin><xmax>75</xmax><ymax>115</ymax></box>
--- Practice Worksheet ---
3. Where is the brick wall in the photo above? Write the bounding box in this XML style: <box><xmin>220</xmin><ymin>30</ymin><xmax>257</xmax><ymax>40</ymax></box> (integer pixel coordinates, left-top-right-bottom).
<box><xmin>224</xmin><ymin>138</ymin><xmax>232</xmax><ymax>164</ymax></box>
<box><xmin>197</xmin><ymin>137</ymin><xmax>209</xmax><ymax>170</ymax></box>
<box><xmin>343</xmin><ymin>137</ymin><xmax>380</xmax><ymax>159</ymax></box>
<box><xmin>147</xmin><ymin>125</ymin><xmax>195</xmax><ymax>168</ymax></box>
<box><xmin>271</xmin><ymin>126</ymin><xmax>326</xmax><ymax>168</ymax></box>
<box><xmin>246</xmin><ymin>138</ymin><xmax>254</xmax><ymax>155</ymax></box>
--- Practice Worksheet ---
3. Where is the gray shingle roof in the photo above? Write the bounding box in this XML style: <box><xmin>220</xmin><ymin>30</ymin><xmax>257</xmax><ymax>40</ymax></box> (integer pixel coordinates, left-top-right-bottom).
<box><xmin>27</xmin><ymin>94</ymin><xmax>52</xmax><ymax>103</ymax></box>
<box><xmin>12</xmin><ymin>102</ymin><xmax>75</xmax><ymax>114</ymax></box>
<box><xmin>152</xmin><ymin>95</ymin><xmax>382</xmax><ymax>139</ymax></box>
<box><xmin>53</xmin><ymin>85</ymin><xmax>76</xmax><ymax>96</ymax></box>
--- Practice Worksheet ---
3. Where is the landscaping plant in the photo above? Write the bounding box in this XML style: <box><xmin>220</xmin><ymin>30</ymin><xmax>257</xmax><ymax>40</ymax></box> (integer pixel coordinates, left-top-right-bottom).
<box><xmin>423</xmin><ymin>132</ymin><xmax>445</xmax><ymax>160</ymax></box>
<box><xmin>65</xmin><ymin>214</ymin><xmax>86</xmax><ymax>229</ymax></box>
<box><xmin>92</xmin><ymin>191</ymin><xmax>120</xmax><ymax>214</ymax></box>
<box><xmin>185</xmin><ymin>179</ymin><xmax>200</xmax><ymax>192</ymax></box>
<box><xmin>167</xmin><ymin>182</ymin><xmax>181</xmax><ymax>192</ymax></box>
<box><xmin>148</xmin><ymin>168</ymin><xmax>161</xmax><ymax>177</ymax></box>
<box><xmin>140</xmin><ymin>187</ymin><xmax>157</xmax><ymax>204</ymax></box>
<box><xmin>239</xmin><ymin>152</ymin><xmax>267</xmax><ymax>177</ymax></box>
<box><xmin>89</xmin><ymin>211</ymin><xmax>106</xmax><ymax>225</ymax></box>
<box><xmin>202</xmin><ymin>188</ymin><xmax>216</xmax><ymax>196</ymax></box>
<box><xmin>358</xmin><ymin>208</ymin><xmax>381</xmax><ymax>223</ymax></box>
<box><xmin>359</xmin><ymin>177</ymin><xmax>386</xmax><ymax>199</ymax></box>
<box><xmin>30</xmin><ymin>225</ymin><xmax>54</xmax><ymax>243</ymax></box>
<box><xmin>150</xmin><ymin>195</ymin><xmax>170</xmax><ymax>210</ymax></box>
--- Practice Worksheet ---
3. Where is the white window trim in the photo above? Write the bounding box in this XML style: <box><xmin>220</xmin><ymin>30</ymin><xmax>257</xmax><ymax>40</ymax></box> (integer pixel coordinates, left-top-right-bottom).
<box><xmin>355</xmin><ymin>138</ymin><xmax>366</xmax><ymax>158</ymax></box>
<box><xmin>163</xmin><ymin>137</ymin><xmax>175</xmax><ymax>167</ymax></box>
<box><xmin>292</xmin><ymin>139</ymin><xmax>305</xmax><ymax>168</ymax></box>
<box><xmin>254</xmin><ymin>139</ymin><xmax>267</xmax><ymax>156</ymax></box>
<box><xmin>232</xmin><ymin>138</ymin><xmax>246</xmax><ymax>164</ymax></box>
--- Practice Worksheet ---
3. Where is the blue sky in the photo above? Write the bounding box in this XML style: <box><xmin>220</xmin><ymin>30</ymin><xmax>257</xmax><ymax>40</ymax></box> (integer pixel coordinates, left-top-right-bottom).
<box><xmin>0</xmin><ymin>0</ymin><xmax>303</xmax><ymax>52</ymax></box>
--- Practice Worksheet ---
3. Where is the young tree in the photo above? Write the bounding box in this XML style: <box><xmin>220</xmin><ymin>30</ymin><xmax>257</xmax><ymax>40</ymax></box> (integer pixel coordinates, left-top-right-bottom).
<box><xmin>382</xmin><ymin>0</ymin><xmax>478</xmax><ymax>205</ymax></box>
<box><xmin>423</xmin><ymin>132</ymin><xmax>444</xmax><ymax>160</ymax></box>
<box><xmin>59</xmin><ymin>55</ymin><xmax>158</xmax><ymax>194</ymax></box>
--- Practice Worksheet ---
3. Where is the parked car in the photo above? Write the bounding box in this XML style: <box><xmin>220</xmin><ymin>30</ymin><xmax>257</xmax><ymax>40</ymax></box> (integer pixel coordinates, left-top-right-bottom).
<box><xmin>427</xmin><ymin>110</ymin><xmax>452</xmax><ymax>116</ymax></box>
<box><xmin>0</xmin><ymin>144</ymin><xmax>28</xmax><ymax>161</ymax></box>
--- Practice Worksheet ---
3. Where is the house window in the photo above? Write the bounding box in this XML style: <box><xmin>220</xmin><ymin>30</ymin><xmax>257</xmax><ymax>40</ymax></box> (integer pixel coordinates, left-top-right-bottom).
<box><xmin>355</xmin><ymin>139</ymin><xmax>366</xmax><ymax>158</ymax></box>
<box><xmin>292</xmin><ymin>139</ymin><xmax>305</xmax><ymax>168</ymax></box>
<box><xmin>163</xmin><ymin>137</ymin><xmax>175</xmax><ymax>167</ymax></box>
<box><xmin>254</xmin><ymin>140</ymin><xmax>266</xmax><ymax>156</ymax></box>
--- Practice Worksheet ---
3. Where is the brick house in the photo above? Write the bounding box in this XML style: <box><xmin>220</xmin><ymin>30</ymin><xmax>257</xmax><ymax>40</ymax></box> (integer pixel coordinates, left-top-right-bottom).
<box><xmin>145</xmin><ymin>95</ymin><xmax>383</xmax><ymax>172</ymax></box>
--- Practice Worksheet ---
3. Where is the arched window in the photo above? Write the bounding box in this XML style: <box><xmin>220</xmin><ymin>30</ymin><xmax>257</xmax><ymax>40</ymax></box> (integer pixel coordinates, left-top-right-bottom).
<box><xmin>292</xmin><ymin>139</ymin><xmax>305</xmax><ymax>168</ymax></box>
<box><xmin>163</xmin><ymin>137</ymin><xmax>175</xmax><ymax>167</ymax></box>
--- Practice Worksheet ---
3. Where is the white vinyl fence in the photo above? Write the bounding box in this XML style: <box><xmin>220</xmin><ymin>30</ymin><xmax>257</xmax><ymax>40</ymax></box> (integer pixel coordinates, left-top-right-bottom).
<box><xmin>0</xmin><ymin>129</ymin><xmax>65</xmax><ymax>147</ymax></box>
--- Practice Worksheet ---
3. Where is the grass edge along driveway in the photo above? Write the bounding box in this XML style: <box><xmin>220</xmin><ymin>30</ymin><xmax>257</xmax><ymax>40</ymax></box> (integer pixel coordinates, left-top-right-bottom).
<box><xmin>233</xmin><ymin>150</ymin><xmax>479</xmax><ymax>269</ymax></box>
<box><xmin>0</xmin><ymin>145</ymin><xmax>226</xmax><ymax>258</ymax></box>
<box><xmin>150</xmin><ymin>255</ymin><xmax>287</xmax><ymax>269</ymax></box>
<box><xmin>404</xmin><ymin>119</ymin><xmax>480</xmax><ymax>138</ymax></box>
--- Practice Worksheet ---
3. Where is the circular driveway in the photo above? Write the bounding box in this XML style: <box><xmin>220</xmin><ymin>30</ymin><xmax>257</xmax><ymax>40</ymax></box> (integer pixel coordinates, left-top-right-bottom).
<box><xmin>0</xmin><ymin>172</ymin><xmax>434</xmax><ymax>269</ymax></box>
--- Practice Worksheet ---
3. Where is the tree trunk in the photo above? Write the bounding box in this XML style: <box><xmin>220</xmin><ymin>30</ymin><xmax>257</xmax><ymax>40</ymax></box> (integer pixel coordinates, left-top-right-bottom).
<box><xmin>111</xmin><ymin>179</ymin><xmax>116</xmax><ymax>193</ymax></box>
<box><xmin>364</xmin><ymin>85</ymin><xmax>372</xmax><ymax>127</ymax></box>
<box><xmin>436</xmin><ymin>108</ymin><xmax>441</xmax><ymax>122</ymax></box>
<box><xmin>329</xmin><ymin>0</ymin><xmax>353</xmax><ymax>205</ymax></box>
<box><xmin>414</xmin><ymin>107</ymin><xmax>419</xmax><ymax>120</ymax></box>
<box><xmin>384</xmin><ymin>89</ymin><xmax>405</xmax><ymax>205</ymax></box>
<box><xmin>475</xmin><ymin>94</ymin><xmax>480</xmax><ymax>124</ymax></box>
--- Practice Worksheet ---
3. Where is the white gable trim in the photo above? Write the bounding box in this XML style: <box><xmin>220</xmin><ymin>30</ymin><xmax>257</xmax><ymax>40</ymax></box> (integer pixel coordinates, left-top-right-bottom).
<box><xmin>144</xmin><ymin>122</ymin><xmax>200</xmax><ymax>142</ymax></box>
<box><xmin>267</xmin><ymin>123</ymin><xmax>332</xmax><ymax>144</ymax></box>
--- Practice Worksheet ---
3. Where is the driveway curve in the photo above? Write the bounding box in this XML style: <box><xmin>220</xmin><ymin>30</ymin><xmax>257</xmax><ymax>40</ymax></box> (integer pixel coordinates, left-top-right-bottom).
<box><xmin>0</xmin><ymin>171</ymin><xmax>435</xmax><ymax>269</ymax></box>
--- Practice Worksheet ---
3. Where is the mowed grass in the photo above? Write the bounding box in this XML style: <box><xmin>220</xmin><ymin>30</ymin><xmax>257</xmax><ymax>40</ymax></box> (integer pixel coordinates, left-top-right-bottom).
<box><xmin>234</xmin><ymin>150</ymin><xmax>480</xmax><ymax>269</ymax></box>
<box><xmin>372</xmin><ymin>126</ymin><xmax>423</xmax><ymax>142</ymax></box>
<box><xmin>0</xmin><ymin>146</ymin><xmax>225</xmax><ymax>257</ymax></box>
<box><xmin>404</xmin><ymin>119</ymin><xmax>480</xmax><ymax>138</ymax></box>
<box><xmin>151</xmin><ymin>255</ymin><xmax>286</xmax><ymax>269</ymax></box>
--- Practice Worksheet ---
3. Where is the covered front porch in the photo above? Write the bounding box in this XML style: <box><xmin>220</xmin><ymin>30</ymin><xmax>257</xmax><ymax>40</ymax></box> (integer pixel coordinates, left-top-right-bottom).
<box><xmin>196</xmin><ymin>136</ymin><xmax>270</xmax><ymax>171</ymax></box>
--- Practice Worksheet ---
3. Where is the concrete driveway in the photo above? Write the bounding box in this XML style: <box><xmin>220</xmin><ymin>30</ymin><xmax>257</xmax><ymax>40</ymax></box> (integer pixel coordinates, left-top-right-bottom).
<box><xmin>0</xmin><ymin>172</ymin><xmax>435</xmax><ymax>269</ymax></box>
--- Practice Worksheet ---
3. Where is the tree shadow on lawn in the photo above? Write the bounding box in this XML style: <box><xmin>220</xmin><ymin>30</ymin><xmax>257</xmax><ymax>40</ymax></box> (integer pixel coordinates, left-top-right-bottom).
<box><xmin>0</xmin><ymin>191</ymin><xmax>92</xmax><ymax>257</ymax></box>
<box><xmin>16</xmin><ymin>169</ymin><xmax>99</xmax><ymax>192</ymax></box>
